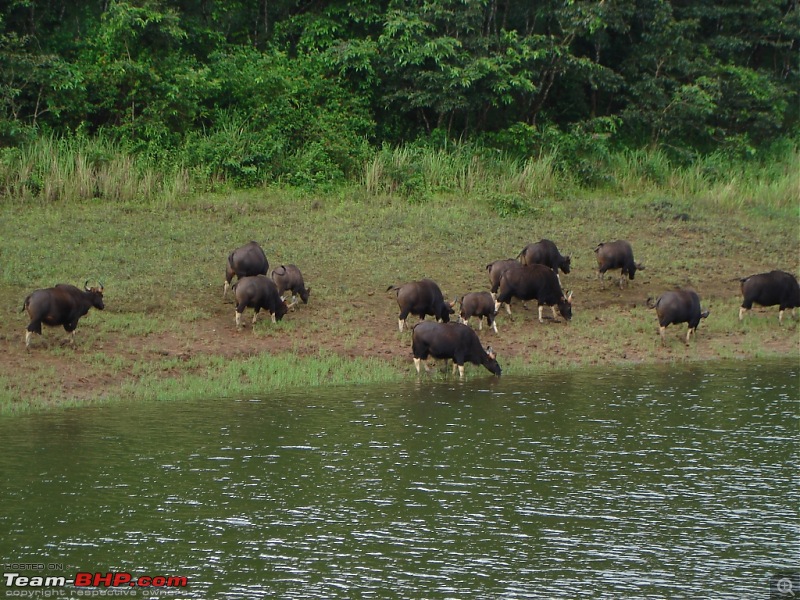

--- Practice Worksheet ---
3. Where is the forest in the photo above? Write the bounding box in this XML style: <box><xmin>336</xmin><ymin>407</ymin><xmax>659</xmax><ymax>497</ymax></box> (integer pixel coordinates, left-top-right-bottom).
<box><xmin>0</xmin><ymin>0</ymin><xmax>797</xmax><ymax>191</ymax></box>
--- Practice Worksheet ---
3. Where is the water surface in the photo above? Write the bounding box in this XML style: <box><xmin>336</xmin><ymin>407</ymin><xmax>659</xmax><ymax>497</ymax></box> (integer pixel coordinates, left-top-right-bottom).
<box><xmin>0</xmin><ymin>359</ymin><xmax>797</xmax><ymax>598</ymax></box>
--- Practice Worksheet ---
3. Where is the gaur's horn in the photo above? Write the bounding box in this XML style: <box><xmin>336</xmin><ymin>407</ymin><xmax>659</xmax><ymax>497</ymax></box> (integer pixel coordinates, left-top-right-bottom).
<box><xmin>84</xmin><ymin>280</ymin><xmax>90</xmax><ymax>291</ymax></box>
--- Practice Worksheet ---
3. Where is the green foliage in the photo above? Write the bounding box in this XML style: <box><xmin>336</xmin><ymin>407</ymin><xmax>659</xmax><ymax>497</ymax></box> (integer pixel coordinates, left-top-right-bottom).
<box><xmin>0</xmin><ymin>0</ymin><xmax>796</xmax><ymax>187</ymax></box>
<box><xmin>488</xmin><ymin>193</ymin><xmax>537</xmax><ymax>218</ymax></box>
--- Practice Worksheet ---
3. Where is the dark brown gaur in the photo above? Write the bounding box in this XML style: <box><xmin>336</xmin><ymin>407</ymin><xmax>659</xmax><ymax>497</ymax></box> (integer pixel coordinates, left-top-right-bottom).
<box><xmin>486</xmin><ymin>258</ymin><xmax>521</xmax><ymax>315</ymax></box>
<box><xmin>224</xmin><ymin>241</ymin><xmax>269</xmax><ymax>298</ymax></box>
<box><xmin>517</xmin><ymin>239</ymin><xmax>571</xmax><ymax>274</ymax></box>
<box><xmin>411</xmin><ymin>321</ymin><xmax>501</xmax><ymax>377</ymax></box>
<box><xmin>387</xmin><ymin>278</ymin><xmax>455</xmax><ymax>332</ymax></box>
<box><xmin>458</xmin><ymin>291</ymin><xmax>498</xmax><ymax>333</ymax></box>
<box><xmin>23</xmin><ymin>281</ymin><xmax>105</xmax><ymax>348</ymax></box>
<box><xmin>595</xmin><ymin>240</ymin><xmax>644</xmax><ymax>289</ymax></box>
<box><xmin>495</xmin><ymin>264</ymin><xmax>573</xmax><ymax>323</ymax></box>
<box><xmin>739</xmin><ymin>270</ymin><xmax>800</xmax><ymax>323</ymax></box>
<box><xmin>233</xmin><ymin>275</ymin><xmax>288</xmax><ymax>330</ymax></box>
<box><xmin>271</xmin><ymin>264</ymin><xmax>311</xmax><ymax>307</ymax></box>
<box><xmin>647</xmin><ymin>289</ymin><xmax>709</xmax><ymax>345</ymax></box>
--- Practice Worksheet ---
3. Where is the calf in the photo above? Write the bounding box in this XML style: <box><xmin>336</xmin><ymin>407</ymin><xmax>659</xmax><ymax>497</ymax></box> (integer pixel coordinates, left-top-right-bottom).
<box><xmin>23</xmin><ymin>282</ymin><xmax>105</xmax><ymax>348</ymax></box>
<box><xmin>739</xmin><ymin>270</ymin><xmax>800</xmax><ymax>323</ymax></box>
<box><xmin>411</xmin><ymin>321</ymin><xmax>502</xmax><ymax>377</ymax></box>
<box><xmin>648</xmin><ymin>289</ymin><xmax>709</xmax><ymax>345</ymax></box>
<box><xmin>518</xmin><ymin>239</ymin><xmax>571</xmax><ymax>274</ymax></box>
<box><xmin>595</xmin><ymin>240</ymin><xmax>644</xmax><ymax>289</ymax></box>
<box><xmin>387</xmin><ymin>278</ymin><xmax>455</xmax><ymax>332</ymax></box>
<box><xmin>224</xmin><ymin>241</ymin><xmax>269</xmax><ymax>298</ymax></box>
<box><xmin>458</xmin><ymin>291</ymin><xmax>498</xmax><ymax>333</ymax></box>
<box><xmin>495</xmin><ymin>264</ymin><xmax>573</xmax><ymax>323</ymax></box>
<box><xmin>233</xmin><ymin>275</ymin><xmax>288</xmax><ymax>329</ymax></box>
<box><xmin>486</xmin><ymin>258</ymin><xmax>521</xmax><ymax>314</ymax></box>
<box><xmin>271</xmin><ymin>264</ymin><xmax>311</xmax><ymax>306</ymax></box>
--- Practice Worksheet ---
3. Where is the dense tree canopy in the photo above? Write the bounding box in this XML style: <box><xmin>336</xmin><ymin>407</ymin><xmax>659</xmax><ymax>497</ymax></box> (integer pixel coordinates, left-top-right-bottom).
<box><xmin>0</xmin><ymin>0</ymin><xmax>797</xmax><ymax>183</ymax></box>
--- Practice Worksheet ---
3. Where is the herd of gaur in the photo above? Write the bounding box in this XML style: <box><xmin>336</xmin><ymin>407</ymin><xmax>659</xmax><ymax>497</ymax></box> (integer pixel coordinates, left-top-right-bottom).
<box><xmin>21</xmin><ymin>238</ymin><xmax>800</xmax><ymax>379</ymax></box>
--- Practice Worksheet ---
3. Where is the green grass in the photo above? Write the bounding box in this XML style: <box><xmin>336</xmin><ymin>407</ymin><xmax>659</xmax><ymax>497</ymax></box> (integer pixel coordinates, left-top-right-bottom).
<box><xmin>119</xmin><ymin>352</ymin><xmax>404</xmax><ymax>403</ymax></box>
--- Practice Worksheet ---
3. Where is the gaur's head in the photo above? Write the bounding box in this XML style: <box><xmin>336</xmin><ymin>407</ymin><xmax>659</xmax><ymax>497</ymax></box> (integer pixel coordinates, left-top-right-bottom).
<box><xmin>557</xmin><ymin>291</ymin><xmax>573</xmax><ymax>321</ymax></box>
<box><xmin>484</xmin><ymin>346</ymin><xmax>502</xmax><ymax>377</ymax></box>
<box><xmin>84</xmin><ymin>281</ymin><xmax>105</xmax><ymax>310</ymax></box>
<box><xmin>274</xmin><ymin>299</ymin><xmax>289</xmax><ymax>321</ymax></box>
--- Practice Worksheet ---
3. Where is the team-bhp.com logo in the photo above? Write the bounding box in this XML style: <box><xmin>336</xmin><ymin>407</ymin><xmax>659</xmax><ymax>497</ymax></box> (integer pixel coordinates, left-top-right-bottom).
<box><xmin>4</xmin><ymin>571</ymin><xmax>188</xmax><ymax>593</ymax></box>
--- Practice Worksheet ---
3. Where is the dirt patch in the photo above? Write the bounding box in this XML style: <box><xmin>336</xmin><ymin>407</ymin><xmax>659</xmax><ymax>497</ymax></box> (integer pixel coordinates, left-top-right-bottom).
<box><xmin>3</xmin><ymin>265</ymin><xmax>797</xmax><ymax>409</ymax></box>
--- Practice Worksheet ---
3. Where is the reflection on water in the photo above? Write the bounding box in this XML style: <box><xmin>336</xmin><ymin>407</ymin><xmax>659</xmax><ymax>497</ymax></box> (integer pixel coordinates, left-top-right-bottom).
<box><xmin>0</xmin><ymin>360</ymin><xmax>797</xmax><ymax>599</ymax></box>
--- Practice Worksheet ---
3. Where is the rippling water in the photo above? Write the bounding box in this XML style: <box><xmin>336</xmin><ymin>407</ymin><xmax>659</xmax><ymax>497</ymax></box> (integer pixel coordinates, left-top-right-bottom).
<box><xmin>0</xmin><ymin>359</ymin><xmax>797</xmax><ymax>599</ymax></box>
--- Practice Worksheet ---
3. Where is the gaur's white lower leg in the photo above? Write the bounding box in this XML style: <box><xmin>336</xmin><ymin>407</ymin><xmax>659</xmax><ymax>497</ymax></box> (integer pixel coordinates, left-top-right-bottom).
<box><xmin>25</xmin><ymin>330</ymin><xmax>33</xmax><ymax>348</ymax></box>
<box><xmin>235</xmin><ymin>311</ymin><xmax>243</xmax><ymax>329</ymax></box>
<box><xmin>491</xmin><ymin>320</ymin><xmax>498</xmax><ymax>334</ymax></box>
<box><xmin>738</xmin><ymin>307</ymin><xmax>747</xmax><ymax>321</ymax></box>
<box><xmin>398</xmin><ymin>318</ymin><xmax>406</xmax><ymax>332</ymax></box>
<box><xmin>686</xmin><ymin>328</ymin><xmax>694</xmax><ymax>344</ymax></box>
<box><xmin>223</xmin><ymin>280</ymin><xmax>230</xmax><ymax>298</ymax></box>
<box><xmin>551</xmin><ymin>306</ymin><xmax>558</xmax><ymax>320</ymax></box>
<box><xmin>659</xmin><ymin>325</ymin><xmax>666</xmax><ymax>345</ymax></box>
<box><xmin>413</xmin><ymin>357</ymin><xmax>422</xmax><ymax>373</ymax></box>
<box><xmin>779</xmin><ymin>309</ymin><xmax>784</xmax><ymax>323</ymax></box>
<box><xmin>457</xmin><ymin>364</ymin><xmax>465</xmax><ymax>377</ymax></box>
<box><xmin>538</xmin><ymin>305</ymin><xmax>544</xmax><ymax>323</ymax></box>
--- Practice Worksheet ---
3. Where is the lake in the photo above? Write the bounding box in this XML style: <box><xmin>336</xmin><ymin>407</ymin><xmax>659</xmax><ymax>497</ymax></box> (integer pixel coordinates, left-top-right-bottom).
<box><xmin>0</xmin><ymin>359</ymin><xmax>797</xmax><ymax>599</ymax></box>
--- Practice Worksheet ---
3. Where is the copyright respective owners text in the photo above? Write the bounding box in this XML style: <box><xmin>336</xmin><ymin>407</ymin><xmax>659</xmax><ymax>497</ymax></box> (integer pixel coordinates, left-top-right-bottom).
<box><xmin>2</xmin><ymin>564</ymin><xmax>189</xmax><ymax>598</ymax></box>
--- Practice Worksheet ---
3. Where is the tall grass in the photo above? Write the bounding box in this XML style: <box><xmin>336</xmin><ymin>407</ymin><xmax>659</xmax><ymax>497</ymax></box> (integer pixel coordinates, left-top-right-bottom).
<box><xmin>0</xmin><ymin>135</ymin><xmax>191</xmax><ymax>205</ymax></box>
<box><xmin>363</xmin><ymin>143</ymin><xmax>566</xmax><ymax>202</ymax></box>
<box><xmin>2</xmin><ymin>134</ymin><xmax>796</xmax><ymax>213</ymax></box>
<box><xmin>363</xmin><ymin>141</ymin><xmax>799</xmax><ymax>214</ymax></box>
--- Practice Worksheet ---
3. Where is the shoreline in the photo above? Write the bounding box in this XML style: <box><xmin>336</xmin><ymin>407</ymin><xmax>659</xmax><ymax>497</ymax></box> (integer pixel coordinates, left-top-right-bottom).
<box><xmin>1</xmin><ymin>191</ymin><xmax>797</xmax><ymax>413</ymax></box>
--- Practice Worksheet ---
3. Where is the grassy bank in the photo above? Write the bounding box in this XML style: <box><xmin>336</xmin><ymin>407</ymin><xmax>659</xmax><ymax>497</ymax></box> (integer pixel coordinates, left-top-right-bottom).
<box><xmin>0</xmin><ymin>148</ymin><xmax>798</xmax><ymax>413</ymax></box>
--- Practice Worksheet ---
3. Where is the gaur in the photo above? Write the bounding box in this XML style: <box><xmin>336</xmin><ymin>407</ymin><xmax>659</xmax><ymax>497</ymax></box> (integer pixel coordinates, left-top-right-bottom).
<box><xmin>648</xmin><ymin>289</ymin><xmax>710</xmax><ymax>345</ymax></box>
<box><xmin>518</xmin><ymin>239</ymin><xmax>571</xmax><ymax>274</ymax></box>
<box><xmin>595</xmin><ymin>240</ymin><xmax>644</xmax><ymax>289</ymax></box>
<box><xmin>271</xmin><ymin>264</ymin><xmax>311</xmax><ymax>306</ymax></box>
<box><xmin>224</xmin><ymin>241</ymin><xmax>269</xmax><ymax>298</ymax></box>
<box><xmin>233</xmin><ymin>275</ymin><xmax>288</xmax><ymax>329</ymax></box>
<box><xmin>23</xmin><ymin>282</ymin><xmax>105</xmax><ymax>348</ymax></box>
<box><xmin>387</xmin><ymin>278</ymin><xmax>455</xmax><ymax>332</ymax></box>
<box><xmin>739</xmin><ymin>270</ymin><xmax>800</xmax><ymax>323</ymax></box>
<box><xmin>458</xmin><ymin>291</ymin><xmax>498</xmax><ymax>333</ymax></box>
<box><xmin>495</xmin><ymin>264</ymin><xmax>573</xmax><ymax>323</ymax></box>
<box><xmin>411</xmin><ymin>321</ymin><xmax>502</xmax><ymax>377</ymax></box>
